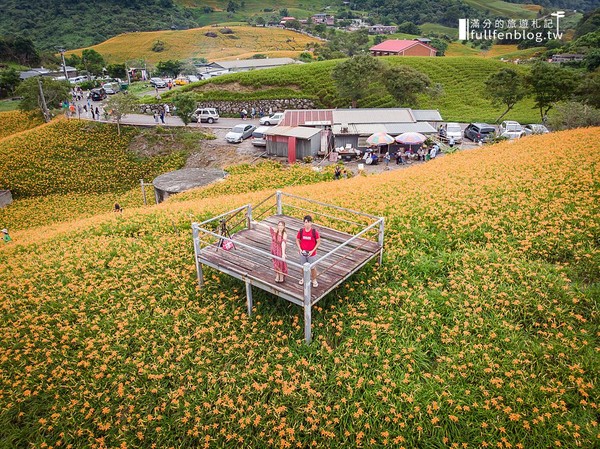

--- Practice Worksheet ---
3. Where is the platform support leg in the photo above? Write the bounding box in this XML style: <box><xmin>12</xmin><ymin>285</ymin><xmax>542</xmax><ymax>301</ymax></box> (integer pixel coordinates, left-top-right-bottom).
<box><xmin>303</xmin><ymin>263</ymin><xmax>312</xmax><ymax>344</ymax></box>
<box><xmin>378</xmin><ymin>217</ymin><xmax>385</xmax><ymax>266</ymax></box>
<box><xmin>276</xmin><ymin>190</ymin><xmax>283</xmax><ymax>215</ymax></box>
<box><xmin>192</xmin><ymin>224</ymin><xmax>203</xmax><ymax>288</ymax></box>
<box><xmin>245</xmin><ymin>280</ymin><xmax>253</xmax><ymax>316</ymax></box>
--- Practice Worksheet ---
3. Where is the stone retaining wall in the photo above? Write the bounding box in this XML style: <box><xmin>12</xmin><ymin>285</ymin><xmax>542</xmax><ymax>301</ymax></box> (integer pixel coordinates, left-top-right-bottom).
<box><xmin>139</xmin><ymin>98</ymin><xmax>316</xmax><ymax>115</ymax></box>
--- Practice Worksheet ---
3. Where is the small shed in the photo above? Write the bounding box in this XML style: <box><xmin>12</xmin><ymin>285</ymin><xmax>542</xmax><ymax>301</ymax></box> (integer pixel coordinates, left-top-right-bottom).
<box><xmin>152</xmin><ymin>168</ymin><xmax>225</xmax><ymax>203</ymax></box>
<box><xmin>265</xmin><ymin>126</ymin><xmax>322</xmax><ymax>162</ymax></box>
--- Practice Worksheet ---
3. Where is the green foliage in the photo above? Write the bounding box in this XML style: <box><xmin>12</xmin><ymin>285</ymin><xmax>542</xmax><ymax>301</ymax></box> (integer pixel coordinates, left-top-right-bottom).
<box><xmin>0</xmin><ymin>68</ymin><xmax>21</xmax><ymax>98</ymax></box>
<box><xmin>106</xmin><ymin>63</ymin><xmax>127</xmax><ymax>80</ymax></box>
<box><xmin>170</xmin><ymin>91</ymin><xmax>197</xmax><ymax>126</ymax></box>
<box><xmin>383</xmin><ymin>65</ymin><xmax>433</xmax><ymax>107</ymax></box>
<box><xmin>0</xmin><ymin>35</ymin><xmax>40</xmax><ymax>66</ymax></box>
<box><xmin>105</xmin><ymin>93</ymin><xmax>139</xmax><ymax>135</ymax></box>
<box><xmin>526</xmin><ymin>62</ymin><xmax>580</xmax><ymax>121</ymax></box>
<box><xmin>151</xmin><ymin>40</ymin><xmax>166</xmax><ymax>53</ymax></box>
<box><xmin>573</xmin><ymin>7</ymin><xmax>600</xmax><ymax>38</ymax></box>
<box><xmin>485</xmin><ymin>68</ymin><xmax>528</xmax><ymax>123</ymax></box>
<box><xmin>332</xmin><ymin>55</ymin><xmax>385</xmax><ymax>107</ymax></box>
<box><xmin>397</xmin><ymin>21</ymin><xmax>421</xmax><ymax>35</ymax></box>
<box><xmin>548</xmin><ymin>101</ymin><xmax>600</xmax><ymax>130</ymax></box>
<box><xmin>0</xmin><ymin>0</ymin><xmax>198</xmax><ymax>50</ymax></box>
<box><xmin>156</xmin><ymin>60</ymin><xmax>183</xmax><ymax>78</ymax></box>
<box><xmin>428</xmin><ymin>38</ymin><xmax>448</xmax><ymax>56</ymax></box>
<box><xmin>574</xmin><ymin>70</ymin><xmax>600</xmax><ymax>108</ymax></box>
<box><xmin>313</xmin><ymin>30</ymin><xmax>371</xmax><ymax>59</ymax></box>
<box><xmin>81</xmin><ymin>49</ymin><xmax>105</xmax><ymax>76</ymax></box>
<box><xmin>16</xmin><ymin>77</ymin><xmax>70</xmax><ymax>120</ymax></box>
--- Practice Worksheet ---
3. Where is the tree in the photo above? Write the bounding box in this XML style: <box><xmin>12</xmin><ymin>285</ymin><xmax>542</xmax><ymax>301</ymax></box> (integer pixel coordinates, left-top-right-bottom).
<box><xmin>255</xmin><ymin>16</ymin><xmax>265</xmax><ymax>26</ymax></box>
<box><xmin>574</xmin><ymin>70</ymin><xmax>600</xmax><ymax>109</ymax></box>
<box><xmin>397</xmin><ymin>21</ymin><xmax>421</xmax><ymax>35</ymax></box>
<box><xmin>284</xmin><ymin>19</ymin><xmax>302</xmax><ymax>30</ymax></box>
<box><xmin>106</xmin><ymin>63</ymin><xmax>127</xmax><ymax>80</ymax></box>
<box><xmin>16</xmin><ymin>77</ymin><xmax>70</xmax><ymax>122</ymax></box>
<box><xmin>171</xmin><ymin>92</ymin><xmax>197</xmax><ymax>126</ymax></box>
<box><xmin>156</xmin><ymin>60</ymin><xmax>183</xmax><ymax>78</ymax></box>
<box><xmin>485</xmin><ymin>68</ymin><xmax>527</xmax><ymax>123</ymax></box>
<box><xmin>104</xmin><ymin>92</ymin><xmax>138</xmax><ymax>135</ymax></box>
<box><xmin>548</xmin><ymin>101</ymin><xmax>600</xmax><ymax>131</ymax></box>
<box><xmin>332</xmin><ymin>55</ymin><xmax>385</xmax><ymax>108</ymax></box>
<box><xmin>0</xmin><ymin>68</ymin><xmax>21</xmax><ymax>98</ymax></box>
<box><xmin>526</xmin><ymin>62</ymin><xmax>579</xmax><ymax>121</ymax></box>
<box><xmin>81</xmin><ymin>49</ymin><xmax>105</xmax><ymax>76</ymax></box>
<box><xmin>383</xmin><ymin>65</ymin><xmax>433</xmax><ymax>107</ymax></box>
<box><xmin>226</xmin><ymin>1</ymin><xmax>239</xmax><ymax>13</ymax></box>
<box><xmin>428</xmin><ymin>38</ymin><xmax>448</xmax><ymax>56</ymax></box>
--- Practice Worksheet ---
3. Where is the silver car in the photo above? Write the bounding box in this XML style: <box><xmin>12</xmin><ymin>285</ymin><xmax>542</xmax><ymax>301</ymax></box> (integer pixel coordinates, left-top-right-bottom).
<box><xmin>226</xmin><ymin>124</ymin><xmax>256</xmax><ymax>143</ymax></box>
<box><xmin>523</xmin><ymin>124</ymin><xmax>550</xmax><ymax>136</ymax></box>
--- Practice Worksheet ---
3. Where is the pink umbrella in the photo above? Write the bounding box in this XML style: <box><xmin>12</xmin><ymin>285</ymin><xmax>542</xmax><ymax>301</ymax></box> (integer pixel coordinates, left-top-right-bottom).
<box><xmin>395</xmin><ymin>132</ymin><xmax>427</xmax><ymax>145</ymax></box>
<box><xmin>366</xmin><ymin>132</ymin><xmax>395</xmax><ymax>146</ymax></box>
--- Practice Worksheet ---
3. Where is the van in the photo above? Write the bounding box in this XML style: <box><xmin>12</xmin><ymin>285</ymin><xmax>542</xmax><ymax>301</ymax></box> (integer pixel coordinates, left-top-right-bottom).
<box><xmin>439</xmin><ymin>122</ymin><xmax>463</xmax><ymax>143</ymax></box>
<box><xmin>251</xmin><ymin>126</ymin><xmax>270</xmax><ymax>147</ymax></box>
<box><xmin>90</xmin><ymin>88</ymin><xmax>107</xmax><ymax>101</ymax></box>
<box><xmin>192</xmin><ymin>107</ymin><xmax>219</xmax><ymax>124</ymax></box>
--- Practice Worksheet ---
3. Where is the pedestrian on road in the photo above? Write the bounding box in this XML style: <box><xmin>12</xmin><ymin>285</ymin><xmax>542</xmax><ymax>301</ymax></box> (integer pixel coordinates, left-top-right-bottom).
<box><xmin>384</xmin><ymin>152</ymin><xmax>391</xmax><ymax>170</ymax></box>
<box><xmin>153</xmin><ymin>111</ymin><xmax>159</xmax><ymax>124</ymax></box>
<box><xmin>90</xmin><ymin>107</ymin><xmax>95</xmax><ymax>120</ymax></box>
<box><xmin>251</xmin><ymin>107</ymin><xmax>256</xmax><ymax>119</ymax></box>
<box><xmin>164</xmin><ymin>104</ymin><xmax>170</xmax><ymax>116</ymax></box>
<box><xmin>95</xmin><ymin>107</ymin><xmax>100</xmax><ymax>121</ymax></box>
<box><xmin>159</xmin><ymin>106</ymin><xmax>165</xmax><ymax>124</ymax></box>
<box><xmin>77</xmin><ymin>105</ymin><xmax>82</xmax><ymax>119</ymax></box>
<box><xmin>268</xmin><ymin>107</ymin><xmax>273</xmax><ymax>116</ymax></box>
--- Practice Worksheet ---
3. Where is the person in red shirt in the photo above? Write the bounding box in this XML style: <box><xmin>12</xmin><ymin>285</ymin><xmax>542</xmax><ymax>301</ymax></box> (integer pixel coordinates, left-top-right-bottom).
<box><xmin>296</xmin><ymin>215</ymin><xmax>321</xmax><ymax>288</ymax></box>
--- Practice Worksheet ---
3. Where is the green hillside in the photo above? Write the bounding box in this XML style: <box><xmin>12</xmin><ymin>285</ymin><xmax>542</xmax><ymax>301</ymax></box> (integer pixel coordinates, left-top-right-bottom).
<box><xmin>173</xmin><ymin>56</ymin><xmax>540</xmax><ymax>123</ymax></box>
<box><xmin>0</xmin><ymin>127</ymin><xmax>597</xmax><ymax>447</ymax></box>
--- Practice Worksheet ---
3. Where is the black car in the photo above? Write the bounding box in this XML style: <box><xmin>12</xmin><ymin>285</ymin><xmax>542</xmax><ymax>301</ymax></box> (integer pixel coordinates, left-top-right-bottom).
<box><xmin>464</xmin><ymin>123</ymin><xmax>496</xmax><ymax>142</ymax></box>
<box><xmin>90</xmin><ymin>88</ymin><xmax>107</xmax><ymax>101</ymax></box>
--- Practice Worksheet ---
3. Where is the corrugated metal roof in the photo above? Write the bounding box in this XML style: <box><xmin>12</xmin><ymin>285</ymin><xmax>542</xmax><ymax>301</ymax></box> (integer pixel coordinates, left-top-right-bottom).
<box><xmin>264</xmin><ymin>126</ymin><xmax>322</xmax><ymax>139</ymax></box>
<box><xmin>412</xmin><ymin>109</ymin><xmax>443</xmax><ymax>122</ymax></box>
<box><xmin>332</xmin><ymin>124</ymin><xmax>388</xmax><ymax>135</ymax></box>
<box><xmin>333</xmin><ymin>108</ymin><xmax>416</xmax><ymax>124</ymax></box>
<box><xmin>210</xmin><ymin>58</ymin><xmax>297</xmax><ymax>70</ymax></box>
<box><xmin>280</xmin><ymin>110</ymin><xmax>334</xmax><ymax>127</ymax></box>
<box><xmin>384</xmin><ymin>122</ymin><xmax>437</xmax><ymax>134</ymax></box>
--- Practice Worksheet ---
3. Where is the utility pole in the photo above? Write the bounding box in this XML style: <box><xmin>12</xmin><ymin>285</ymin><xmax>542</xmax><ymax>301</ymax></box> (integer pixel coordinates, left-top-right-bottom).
<box><xmin>57</xmin><ymin>47</ymin><xmax>69</xmax><ymax>81</ymax></box>
<box><xmin>37</xmin><ymin>77</ymin><xmax>51</xmax><ymax>122</ymax></box>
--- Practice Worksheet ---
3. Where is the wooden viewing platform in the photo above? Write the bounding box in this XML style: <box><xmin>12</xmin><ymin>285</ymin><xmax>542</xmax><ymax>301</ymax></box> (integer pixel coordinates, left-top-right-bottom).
<box><xmin>192</xmin><ymin>191</ymin><xmax>384</xmax><ymax>343</ymax></box>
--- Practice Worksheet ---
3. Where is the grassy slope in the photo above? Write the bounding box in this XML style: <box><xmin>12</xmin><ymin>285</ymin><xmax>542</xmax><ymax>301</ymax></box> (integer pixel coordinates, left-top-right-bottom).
<box><xmin>0</xmin><ymin>128</ymin><xmax>597</xmax><ymax>447</ymax></box>
<box><xmin>66</xmin><ymin>26</ymin><xmax>320</xmax><ymax>64</ymax></box>
<box><xmin>463</xmin><ymin>0</ymin><xmax>540</xmax><ymax>19</ymax></box>
<box><xmin>177</xmin><ymin>56</ymin><xmax>540</xmax><ymax>123</ymax></box>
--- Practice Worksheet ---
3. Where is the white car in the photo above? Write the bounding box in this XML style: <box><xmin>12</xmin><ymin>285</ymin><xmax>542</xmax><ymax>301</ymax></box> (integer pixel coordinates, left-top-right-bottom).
<box><xmin>251</xmin><ymin>126</ymin><xmax>270</xmax><ymax>147</ymax></box>
<box><xmin>226</xmin><ymin>124</ymin><xmax>256</xmax><ymax>143</ymax></box>
<box><xmin>187</xmin><ymin>75</ymin><xmax>200</xmax><ymax>83</ymax></box>
<box><xmin>499</xmin><ymin>120</ymin><xmax>524</xmax><ymax>139</ymax></box>
<box><xmin>191</xmin><ymin>107</ymin><xmax>219</xmax><ymax>124</ymax></box>
<box><xmin>439</xmin><ymin>122</ymin><xmax>463</xmax><ymax>143</ymax></box>
<box><xmin>523</xmin><ymin>124</ymin><xmax>550</xmax><ymax>136</ymax></box>
<box><xmin>259</xmin><ymin>112</ymin><xmax>284</xmax><ymax>126</ymax></box>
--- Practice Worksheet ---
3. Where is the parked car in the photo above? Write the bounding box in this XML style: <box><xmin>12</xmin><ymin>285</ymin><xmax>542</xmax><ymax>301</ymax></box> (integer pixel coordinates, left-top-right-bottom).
<box><xmin>439</xmin><ymin>122</ymin><xmax>463</xmax><ymax>143</ymax></box>
<box><xmin>251</xmin><ymin>126</ymin><xmax>270</xmax><ymax>147</ymax></box>
<box><xmin>226</xmin><ymin>124</ymin><xmax>256</xmax><ymax>143</ymax></box>
<box><xmin>90</xmin><ymin>88</ymin><xmax>107</xmax><ymax>101</ymax></box>
<box><xmin>174</xmin><ymin>76</ymin><xmax>189</xmax><ymax>85</ymax></box>
<box><xmin>187</xmin><ymin>75</ymin><xmax>200</xmax><ymax>83</ymax></box>
<box><xmin>499</xmin><ymin>120</ymin><xmax>524</xmax><ymax>139</ymax></box>
<box><xmin>70</xmin><ymin>75</ymin><xmax>88</xmax><ymax>84</ymax></box>
<box><xmin>150</xmin><ymin>77</ymin><xmax>167</xmax><ymax>88</ymax></box>
<box><xmin>102</xmin><ymin>82</ymin><xmax>120</xmax><ymax>94</ymax></box>
<box><xmin>259</xmin><ymin>112</ymin><xmax>284</xmax><ymax>126</ymax></box>
<box><xmin>464</xmin><ymin>123</ymin><xmax>496</xmax><ymax>142</ymax></box>
<box><xmin>191</xmin><ymin>108</ymin><xmax>219</xmax><ymax>124</ymax></box>
<box><xmin>523</xmin><ymin>124</ymin><xmax>550</xmax><ymax>136</ymax></box>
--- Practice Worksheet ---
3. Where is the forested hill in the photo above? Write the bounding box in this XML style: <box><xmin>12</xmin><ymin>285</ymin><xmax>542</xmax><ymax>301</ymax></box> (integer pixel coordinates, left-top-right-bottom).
<box><xmin>0</xmin><ymin>0</ymin><xmax>199</xmax><ymax>50</ymax></box>
<box><xmin>504</xmin><ymin>0</ymin><xmax>599</xmax><ymax>11</ymax></box>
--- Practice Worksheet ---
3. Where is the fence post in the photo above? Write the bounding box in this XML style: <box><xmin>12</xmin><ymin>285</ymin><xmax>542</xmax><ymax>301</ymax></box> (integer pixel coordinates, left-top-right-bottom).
<box><xmin>140</xmin><ymin>179</ymin><xmax>147</xmax><ymax>206</ymax></box>
<box><xmin>303</xmin><ymin>263</ymin><xmax>312</xmax><ymax>344</ymax></box>
<box><xmin>378</xmin><ymin>217</ymin><xmax>385</xmax><ymax>266</ymax></box>
<box><xmin>245</xmin><ymin>280</ymin><xmax>253</xmax><ymax>316</ymax></box>
<box><xmin>247</xmin><ymin>204</ymin><xmax>253</xmax><ymax>229</ymax></box>
<box><xmin>192</xmin><ymin>223</ymin><xmax>203</xmax><ymax>288</ymax></box>
<box><xmin>276</xmin><ymin>190</ymin><xmax>282</xmax><ymax>215</ymax></box>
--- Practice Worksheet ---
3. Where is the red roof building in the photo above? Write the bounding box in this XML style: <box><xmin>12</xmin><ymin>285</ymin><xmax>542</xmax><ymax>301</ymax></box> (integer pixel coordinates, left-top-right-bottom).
<box><xmin>370</xmin><ymin>39</ymin><xmax>437</xmax><ymax>57</ymax></box>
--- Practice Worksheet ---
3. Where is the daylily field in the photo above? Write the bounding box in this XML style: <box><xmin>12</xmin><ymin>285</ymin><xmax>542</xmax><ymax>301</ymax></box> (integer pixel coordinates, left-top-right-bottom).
<box><xmin>0</xmin><ymin>118</ymin><xmax>598</xmax><ymax>447</ymax></box>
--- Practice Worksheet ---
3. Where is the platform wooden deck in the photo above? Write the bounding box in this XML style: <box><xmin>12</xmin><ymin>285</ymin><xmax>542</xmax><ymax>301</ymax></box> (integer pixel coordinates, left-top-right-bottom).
<box><xmin>197</xmin><ymin>214</ymin><xmax>381</xmax><ymax>306</ymax></box>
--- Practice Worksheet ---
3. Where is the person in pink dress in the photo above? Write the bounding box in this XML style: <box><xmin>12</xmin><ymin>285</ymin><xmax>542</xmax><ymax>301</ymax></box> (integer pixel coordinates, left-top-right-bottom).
<box><xmin>270</xmin><ymin>221</ymin><xmax>288</xmax><ymax>283</ymax></box>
